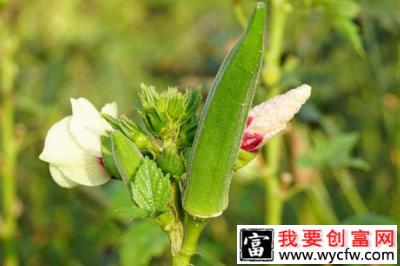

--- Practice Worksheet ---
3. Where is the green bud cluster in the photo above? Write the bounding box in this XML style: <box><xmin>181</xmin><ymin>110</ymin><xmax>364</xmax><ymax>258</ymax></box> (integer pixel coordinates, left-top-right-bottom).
<box><xmin>100</xmin><ymin>86</ymin><xmax>202</xmax><ymax>253</ymax></box>
<box><xmin>137</xmin><ymin>84</ymin><xmax>201</xmax><ymax>180</ymax></box>
<box><xmin>139</xmin><ymin>83</ymin><xmax>200</xmax><ymax>146</ymax></box>
<box><xmin>102</xmin><ymin>84</ymin><xmax>201</xmax><ymax>182</ymax></box>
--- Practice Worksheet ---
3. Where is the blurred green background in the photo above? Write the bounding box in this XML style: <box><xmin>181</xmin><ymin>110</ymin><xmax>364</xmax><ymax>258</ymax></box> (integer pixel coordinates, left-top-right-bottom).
<box><xmin>0</xmin><ymin>0</ymin><xmax>399</xmax><ymax>265</ymax></box>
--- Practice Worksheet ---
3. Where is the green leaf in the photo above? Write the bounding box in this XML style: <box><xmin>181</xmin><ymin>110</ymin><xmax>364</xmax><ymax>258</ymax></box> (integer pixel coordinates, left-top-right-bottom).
<box><xmin>100</xmin><ymin>135</ymin><xmax>121</xmax><ymax>179</ymax></box>
<box><xmin>111</xmin><ymin>131</ymin><xmax>143</xmax><ymax>183</ymax></box>
<box><xmin>347</xmin><ymin>158</ymin><xmax>370</xmax><ymax>171</ymax></box>
<box><xmin>183</xmin><ymin>3</ymin><xmax>266</xmax><ymax>218</ymax></box>
<box><xmin>131</xmin><ymin>157</ymin><xmax>170</xmax><ymax>215</ymax></box>
<box><xmin>106</xmin><ymin>182</ymin><xmax>150</xmax><ymax>220</ymax></box>
<box><xmin>320</xmin><ymin>0</ymin><xmax>365</xmax><ymax>56</ymax></box>
<box><xmin>334</xmin><ymin>19</ymin><xmax>365</xmax><ymax>57</ymax></box>
<box><xmin>297</xmin><ymin>132</ymin><xmax>370</xmax><ymax>170</ymax></box>
<box><xmin>120</xmin><ymin>220</ymin><xmax>169</xmax><ymax>266</ymax></box>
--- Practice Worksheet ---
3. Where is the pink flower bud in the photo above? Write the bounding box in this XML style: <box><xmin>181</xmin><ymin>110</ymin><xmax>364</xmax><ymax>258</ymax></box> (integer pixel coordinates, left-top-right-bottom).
<box><xmin>240</xmin><ymin>84</ymin><xmax>311</xmax><ymax>153</ymax></box>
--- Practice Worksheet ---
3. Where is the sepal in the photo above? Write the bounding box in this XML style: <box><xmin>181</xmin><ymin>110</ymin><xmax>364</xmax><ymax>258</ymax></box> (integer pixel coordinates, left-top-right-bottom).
<box><xmin>111</xmin><ymin>131</ymin><xmax>143</xmax><ymax>183</ymax></box>
<box><xmin>235</xmin><ymin>149</ymin><xmax>257</xmax><ymax>169</ymax></box>
<box><xmin>118</xmin><ymin>116</ymin><xmax>154</xmax><ymax>152</ymax></box>
<box><xmin>139</xmin><ymin>84</ymin><xmax>201</xmax><ymax>142</ymax></box>
<box><xmin>101</xmin><ymin>135</ymin><xmax>122</xmax><ymax>179</ymax></box>
<box><xmin>103</xmin><ymin>114</ymin><xmax>155</xmax><ymax>153</ymax></box>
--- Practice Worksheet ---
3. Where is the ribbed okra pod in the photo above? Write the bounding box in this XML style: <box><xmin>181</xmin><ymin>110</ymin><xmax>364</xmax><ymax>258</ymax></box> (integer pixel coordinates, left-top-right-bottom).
<box><xmin>183</xmin><ymin>3</ymin><xmax>266</xmax><ymax>218</ymax></box>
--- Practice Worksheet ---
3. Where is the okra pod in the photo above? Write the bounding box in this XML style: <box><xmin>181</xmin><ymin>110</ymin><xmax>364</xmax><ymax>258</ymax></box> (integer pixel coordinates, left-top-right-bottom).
<box><xmin>183</xmin><ymin>3</ymin><xmax>266</xmax><ymax>218</ymax></box>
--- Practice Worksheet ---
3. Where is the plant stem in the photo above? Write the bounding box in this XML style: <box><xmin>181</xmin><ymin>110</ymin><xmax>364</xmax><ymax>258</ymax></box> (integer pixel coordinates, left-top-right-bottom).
<box><xmin>334</xmin><ymin>168</ymin><xmax>368</xmax><ymax>216</ymax></box>
<box><xmin>1</xmin><ymin>34</ymin><xmax>18</xmax><ymax>266</ymax></box>
<box><xmin>232</xmin><ymin>0</ymin><xmax>247</xmax><ymax>28</ymax></box>
<box><xmin>1</xmin><ymin>93</ymin><xmax>18</xmax><ymax>266</ymax></box>
<box><xmin>262</xmin><ymin>0</ymin><xmax>290</xmax><ymax>225</ymax></box>
<box><xmin>265</xmin><ymin>0</ymin><xmax>288</xmax><ymax>66</ymax></box>
<box><xmin>308</xmin><ymin>180</ymin><xmax>338</xmax><ymax>224</ymax></box>
<box><xmin>262</xmin><ymin>0</ymin><xmax>290</xmax><ymax>87</ymax></box>
<box><xmin>172</xmin><ymin>215</ymin><xmax>207</xmax><ymax>266</ymax></box>
<box><xmin>264</xmin><ymin>136</ymin><xmax>284</xmax><ymax>224</ymax></box>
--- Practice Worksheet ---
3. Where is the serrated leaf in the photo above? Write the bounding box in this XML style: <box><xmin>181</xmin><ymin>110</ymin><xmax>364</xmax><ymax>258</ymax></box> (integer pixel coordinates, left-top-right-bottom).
<box><xmin>106</xmin><ymin>182</ymin><xmax>147</xmax><ymax>221</ymax></box>
<box><xmin>297</xmin><ymin>132</ymin><xmax>368</xmax><ymax>170</ymax></box>
<box><xmin>131</xmin><ymin>157</ymin><xmax>170</xmax><ymax>215</ymax></box>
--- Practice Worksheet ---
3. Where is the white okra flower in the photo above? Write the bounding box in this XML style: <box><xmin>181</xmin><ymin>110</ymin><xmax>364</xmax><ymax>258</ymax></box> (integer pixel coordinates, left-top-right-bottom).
<box><xmin>240</xmin><ymin>84</ymin><xmax>311</xmax><ymax>153</ymax></box>
<box><xmin>39</xmin><ymin>98</ymin><xmax>118</xmax><ymax>188</ymax></box>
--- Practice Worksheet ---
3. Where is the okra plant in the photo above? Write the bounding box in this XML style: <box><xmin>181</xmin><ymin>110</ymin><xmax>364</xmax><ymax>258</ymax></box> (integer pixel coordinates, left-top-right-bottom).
<box><xmin>39</xmin><ymin>3</ymin><xmax>311</xmax><ymax>265</ymax></box>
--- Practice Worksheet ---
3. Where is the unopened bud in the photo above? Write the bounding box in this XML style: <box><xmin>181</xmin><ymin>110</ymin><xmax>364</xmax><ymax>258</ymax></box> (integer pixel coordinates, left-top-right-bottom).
<box><xmin>240</xmin><ymin>84</ymin><xmax>312</xmax><ymax>153</ymax></box>
<box><xmin>157</xmin><ymin>144</ymin><xmax>185</xmax><ymax>179</ymax></box>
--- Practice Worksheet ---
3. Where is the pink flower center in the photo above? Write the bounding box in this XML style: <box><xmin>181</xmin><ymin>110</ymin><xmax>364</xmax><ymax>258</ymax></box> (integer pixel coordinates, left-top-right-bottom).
<box><xmin>240</xmin><ymin>132</ymin><xmax>264</xmax><ymax>153</ymax></box>
<box><xmin>96</xmin><ymin>157</ymin><xmax>105</xmax><ymax>170</ymax></box>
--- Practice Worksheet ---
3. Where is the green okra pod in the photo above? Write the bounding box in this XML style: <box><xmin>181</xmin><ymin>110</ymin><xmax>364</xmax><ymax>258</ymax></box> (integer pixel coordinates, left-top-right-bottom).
<box><xmin>183</xmin><ymin>3</ymin><xmax>266</xmax><ymax>218</ymax></box>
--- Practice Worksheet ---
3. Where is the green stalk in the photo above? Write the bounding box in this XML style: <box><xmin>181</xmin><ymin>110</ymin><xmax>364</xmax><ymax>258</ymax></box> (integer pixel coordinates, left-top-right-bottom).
<box><xmin>307</xmin><ymin>179</ymin><xmax>338</xmax><ymax>224</ymax></box>
<box><xmin>1</xmin><ymin>34</ymin><xmax>18</xmax><ymax>266</ymax></box>
<box><xmin>262</xmin><ymin>0</ymin><xmax>290</xmax><ymax>88</ymax></box>
<box><xmin>232</xmin><ymin>0</ymin><xmax>247</xmax><ymax>28</ymax></box>
<box><xmin>262</xmin><ymin>0</ymin><xmax>290</xmax><ymax>225</ymax></box>
<box><xmin>172</xmin><ymin>215</ymin><xmax>207</xmax><ymax>266</ymax></box>
<box><xmin>1</xmin><ymin>93</ymin><xmax>18</xmax><ymax>266</ymax></box>
<box><xmin>264</xmin><ymin>136</ymin><xmax>284</xmax><ymax>224</ymax></box>
<box><xmin>334</xmin><ymin>168</ymin><xmax>368</xmax><ymax>216</ymax></box>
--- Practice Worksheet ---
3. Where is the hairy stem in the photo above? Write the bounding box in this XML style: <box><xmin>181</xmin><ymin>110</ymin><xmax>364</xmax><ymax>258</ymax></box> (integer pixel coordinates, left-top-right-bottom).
<box><xmin>172</xmin><ymin>215</ymin><xmax>207</xmax><ymax>266</ymax></box>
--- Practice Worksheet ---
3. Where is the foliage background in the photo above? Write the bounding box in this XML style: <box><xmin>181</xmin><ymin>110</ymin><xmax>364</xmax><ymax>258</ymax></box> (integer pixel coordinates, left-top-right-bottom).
<box><xmin>0</xmin><ymin>0</ymin><xmax>399</xmax><ymax>265</ymax></box>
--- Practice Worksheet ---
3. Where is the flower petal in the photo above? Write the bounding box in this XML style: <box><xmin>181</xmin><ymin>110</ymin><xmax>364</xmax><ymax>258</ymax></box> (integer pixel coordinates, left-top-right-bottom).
<box><xmin>39</xmin><ymin>116</ymin><xmax>79</xmax><ymax>164</ymax></box>
<box><xmin>55</xmin><ymin>155</ymin><xmax>110</xmax><ymax>186</ymax></box>
<box><xmin>49</xmin><ymin>164</ymin><xmax>77</xmax><ymax>188</ymax></box>
<box><xmin>101</xmin><ymin>102</ymin><xmax>118</xmax><ymax>117</ymax></box>
<box><xmin>100</xmin><ymin>102</ymin><xmax>118</xmax><ymax>130</ymax></box>
<box><xmin>69</xmin><ymin>98</ymin><xmax>105</xmax><ymax>156</ymax></box>
<box><xmin>39</xmin><ymin>117</ymin><xmax>111</xmax><ymax>186</ymax></box>
<box><xmin>247</xmin><ymin>84</ymin><xmax>311</xmax><ymax>134</ymax></box>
